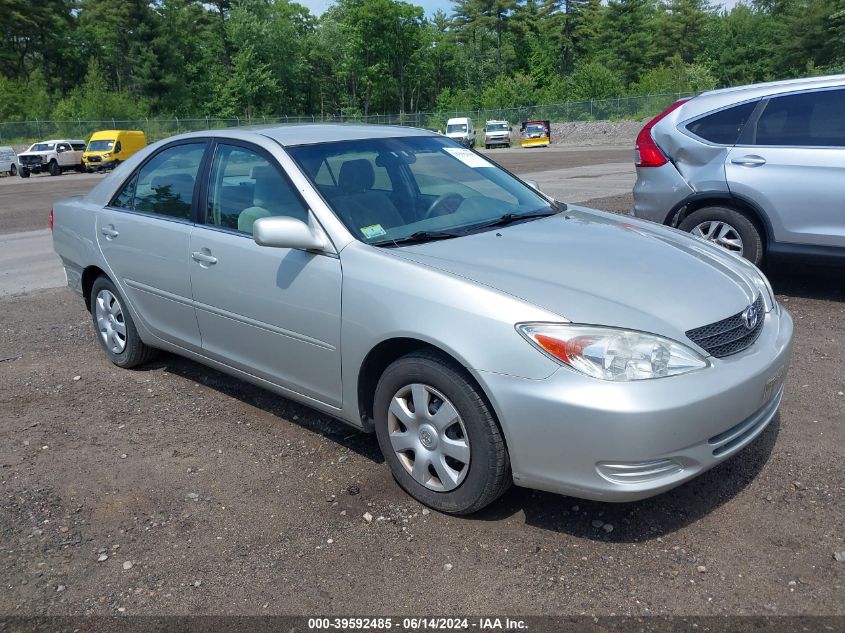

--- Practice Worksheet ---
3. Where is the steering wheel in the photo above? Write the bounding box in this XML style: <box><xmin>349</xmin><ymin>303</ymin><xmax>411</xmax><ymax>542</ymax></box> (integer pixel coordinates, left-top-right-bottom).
<box><xmin>424</xmin><ymin>192</ymin><xmax>464</xmax><ymax>219</ymax></box>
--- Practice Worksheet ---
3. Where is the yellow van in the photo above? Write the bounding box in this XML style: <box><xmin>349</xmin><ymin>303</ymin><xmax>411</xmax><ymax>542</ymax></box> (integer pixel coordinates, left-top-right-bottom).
<box><xmin>83</xmin><ymin>130</ymin><xmax>146</xmax><ymax>171</ymax></box>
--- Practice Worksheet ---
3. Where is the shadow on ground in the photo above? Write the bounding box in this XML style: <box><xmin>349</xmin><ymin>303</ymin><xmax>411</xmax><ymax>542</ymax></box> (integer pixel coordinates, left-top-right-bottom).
<box><xmin>768</xmin><ymin>263</ymin><xmax>844</xmax><ymax>302</ymax></box>
<box><xmin>140</xmin><ymin>353</ymin><xmax>384</xmax><ymax>464</ymax></box>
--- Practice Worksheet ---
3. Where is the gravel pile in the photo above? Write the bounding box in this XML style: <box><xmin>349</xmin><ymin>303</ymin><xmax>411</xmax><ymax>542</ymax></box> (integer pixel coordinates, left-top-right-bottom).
<box><xmin>551</xmin><ymin>119</ymin><xmax>645</xmax><ymax>146</ymax></box>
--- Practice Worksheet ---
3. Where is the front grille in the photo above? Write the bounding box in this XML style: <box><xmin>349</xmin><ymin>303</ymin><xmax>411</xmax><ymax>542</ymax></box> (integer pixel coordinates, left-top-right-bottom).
<box><xmin>87</xmin><ymin>155</ymin><xmax>101</xmax><ymax>163</ymax></box>
<box><xmin>686</xmin><ymin>295</ymin><xmax>764</xmax><ymax>358</ymax></box>
<box><xmin>20</xmin><ymin>155</ymin><xmax>43</xmax><ymax>166</ymax></box>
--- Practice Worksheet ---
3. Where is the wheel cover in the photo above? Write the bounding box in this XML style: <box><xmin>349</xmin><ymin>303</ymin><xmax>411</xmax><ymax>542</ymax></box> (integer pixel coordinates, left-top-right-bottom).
<box><xmin>387</xmin><ymin>383</ymin><xmax>470</xmax><ymax>492</ymax></box>
<box><xmin>690</xmin><ymin>220</ymin><xmax>744</xmax><ymax>255</ymax></box>
<box><xmin>95</xmin><ymin>289</ymin><xmax>127</xmax><ymax>354</ymax></box>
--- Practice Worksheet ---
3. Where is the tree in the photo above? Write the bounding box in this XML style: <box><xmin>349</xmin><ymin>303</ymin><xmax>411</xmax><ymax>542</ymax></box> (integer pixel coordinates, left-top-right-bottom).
<box><xmin>595</xmin><ymin>0</ymin><xmax>658</xmax><ymax>85</ymax></box>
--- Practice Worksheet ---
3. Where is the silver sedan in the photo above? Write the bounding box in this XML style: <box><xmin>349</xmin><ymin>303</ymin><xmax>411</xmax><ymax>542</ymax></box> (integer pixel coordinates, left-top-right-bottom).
<box><xmin>52</xmin><ymin>125</ymin><xmax>793</xmax><ymax>513</ymax></box>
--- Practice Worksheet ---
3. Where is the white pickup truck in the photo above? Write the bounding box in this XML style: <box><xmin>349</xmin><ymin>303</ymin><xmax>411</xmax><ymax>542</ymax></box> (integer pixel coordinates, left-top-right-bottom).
<box><xmin>18</xmin><ymin>139</ymin><xmax>86</xmax><ymax>177</ymax></box>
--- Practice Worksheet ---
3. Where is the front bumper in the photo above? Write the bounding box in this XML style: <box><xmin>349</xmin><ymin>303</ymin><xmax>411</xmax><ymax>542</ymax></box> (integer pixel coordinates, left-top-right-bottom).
<box><xmin>83</xmin><ymin>157</ymin><xmax>116</xmax><ymax>170</ymax></box>
<box><xmin>477</xmin><ymin>304</ymin><xmax>793</xmax><ymax>502</ymax></box>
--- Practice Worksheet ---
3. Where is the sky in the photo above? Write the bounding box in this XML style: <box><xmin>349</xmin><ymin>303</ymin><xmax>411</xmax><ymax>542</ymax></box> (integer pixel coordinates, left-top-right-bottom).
<box><xmin>297</xmin><ymin>0</ymin><xmax>742</xmax><ymax>18</ymax></box>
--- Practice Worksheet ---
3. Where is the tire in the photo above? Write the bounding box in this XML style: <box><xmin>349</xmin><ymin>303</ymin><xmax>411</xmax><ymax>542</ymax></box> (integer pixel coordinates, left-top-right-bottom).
<box><xmin>9</xmin><ymin>164</ymin><xmax>16</xmax><ymax>176</ymax></box>
<box><xmin>373</xmin><ymin>350</ymin><xmax>510</xmax><ymax>514</ymax></box>
<box><xmin>89</xmin><ymin>276</ymin><xmax>157</xmax><ymax>368</ymax></box>
<box><xmin>679</xmin><ymin>205</ymin><xmax>763</xmax><ymax>266</ymax></box>
<box><xmin>485</xmin><ymin>144</ymin><xmax>490</xmax><ymax>150</ymax></box>
<box><xmin>48</xmin><ymin>160</ymin><xmax>60</xmax><ymax>176</ymax></box>
<box><xmin>19</xmin><ymin>167</ymin><xmax>30</xmax><ymax>178</ymax></box>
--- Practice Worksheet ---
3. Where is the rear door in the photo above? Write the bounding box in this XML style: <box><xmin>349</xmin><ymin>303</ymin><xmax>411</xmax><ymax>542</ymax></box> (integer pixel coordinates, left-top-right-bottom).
<box><xmin>96</xmin><ymin>140</ymin><xmax>208</xmax><ymax>350</ymax></box>
<box><xmin>188</xmin><ymin>140</ymin><xmax>343</xmax><ymax>405</ymax></box>
<box><xmin>725</xmin><ymin>87</ymin><xmax>845</xmax><ymax>248</ymax></box>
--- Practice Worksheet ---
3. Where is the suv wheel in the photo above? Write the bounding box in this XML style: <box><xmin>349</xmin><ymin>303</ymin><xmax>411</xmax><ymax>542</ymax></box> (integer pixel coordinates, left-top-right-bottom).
<box><xmin>679</xmin><ymin>206</ymin><xmax>763</xmax><ymax>266</ymax></box>
<box><xmin>373</xmin><ymin>351</ymin><xmax>511</xmax><ymax>514</ymax></box>
<box><xmin>90</xmin><ymin>276</ymin><xmax>158</xmax><ymax>368</ymax></box>
<box><xmin>48</xmin><ymin>160</ymin><xmax>60</xmax><ymax>176</ymax></box>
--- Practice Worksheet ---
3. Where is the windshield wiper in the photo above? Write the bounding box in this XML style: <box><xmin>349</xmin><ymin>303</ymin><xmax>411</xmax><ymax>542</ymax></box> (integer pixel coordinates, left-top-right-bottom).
<box><xmin>372</xmin><ymin>230</ymin><xmax>463</xmax><ymax>247</ymax></box>
<box><xmin>465</xmin><ymin>208</ymin><xmax>561</xmax><ymax>233</ymax></box>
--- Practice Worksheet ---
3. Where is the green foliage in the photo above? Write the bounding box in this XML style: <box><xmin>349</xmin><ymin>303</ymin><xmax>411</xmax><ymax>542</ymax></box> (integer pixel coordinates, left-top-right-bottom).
<box><xmin>0</xmin><ymin>0</ymin><xmax>842</xmax><ymax>125</ymax></box>
<box><xmin>52</xmin><ymin>60</ymin><xmax>147</xmax><ymax>120</ymax></box>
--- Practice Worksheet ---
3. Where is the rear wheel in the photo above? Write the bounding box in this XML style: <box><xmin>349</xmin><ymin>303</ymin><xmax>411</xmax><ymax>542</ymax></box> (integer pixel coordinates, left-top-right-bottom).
<box><xmin>48</xmin><ymin>160</ymin><xmax>60</xmax><ymax>176</ymax></box>
<box><xmin>679</xmin><ymin>205</ymin><xmax>763</xmax><ymax>266</ymax></box>
<box><xmin>90</xmin><ymin>276</ymin><xmax>157</xmax><ymax>368</ymax></box>
<box><xmin>374</xmin><ymin>351</ymin><xmax>510</xmax><ymax>514</ymax></box>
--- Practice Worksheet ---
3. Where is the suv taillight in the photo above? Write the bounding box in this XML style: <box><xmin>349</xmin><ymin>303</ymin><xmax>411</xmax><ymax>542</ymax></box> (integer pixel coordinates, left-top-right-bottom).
<box><xmin>635</xmin><ymin>98</ymin><xmax>690</xmax><ymax>168</ymax></box>
<box><xmin>49</xmin><ymin>207</ymin><xmax>54</xmax><ymax>232</ymax></box>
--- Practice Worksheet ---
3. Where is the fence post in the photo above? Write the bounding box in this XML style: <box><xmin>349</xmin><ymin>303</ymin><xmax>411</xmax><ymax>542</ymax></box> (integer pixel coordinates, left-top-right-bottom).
<box><xmin>175</xmin><ymin>117</ymin><xmax>180</xmax><ymax>134</ymax></box>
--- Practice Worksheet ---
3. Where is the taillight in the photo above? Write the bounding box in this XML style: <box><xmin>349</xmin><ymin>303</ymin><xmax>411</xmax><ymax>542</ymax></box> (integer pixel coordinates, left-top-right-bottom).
<box><xmin>635</xmin><ymin>98</ymin><xmax>690</xmax><ymax>168</ymax></box>
<box><xmin>49</xmin><ymin>207</ymin><xmax>54</xmax><ymax>232</ymax></box>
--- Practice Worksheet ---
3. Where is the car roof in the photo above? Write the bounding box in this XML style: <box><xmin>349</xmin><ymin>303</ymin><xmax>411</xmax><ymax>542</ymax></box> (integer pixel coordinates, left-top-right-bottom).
<box><xmin>35</xmin><ymin>139</ymin><xmax>86</xmax><ymax>144</ymax></box>
<box><xmin>256</xmin><ymin>124</ymin><xmax>434</xmax><ymax>146</ymax></box>
<box><xmin>682</xmin><ymin>73</ymin><xmax>845</xmax><ymax>119</ymax></box>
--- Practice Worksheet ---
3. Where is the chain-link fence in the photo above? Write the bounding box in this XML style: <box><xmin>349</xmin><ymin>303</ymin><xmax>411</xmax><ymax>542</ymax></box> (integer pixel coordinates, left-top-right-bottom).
<box><xmin>0</xmin><ymin>92</ymin><xmax>691</xmax><ymax>147</ymax></box>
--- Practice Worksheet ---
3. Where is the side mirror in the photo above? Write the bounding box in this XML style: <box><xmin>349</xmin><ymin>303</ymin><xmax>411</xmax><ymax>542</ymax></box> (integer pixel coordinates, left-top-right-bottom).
<box><xmin>56</xmin><ymin>147</ymin><xmax>64</xmax><ymax>153</ymax></box>
<box><xmin>253</xmin><ymin>215</ymin><xmax>328</xmax><ymax>251</ymax></box>
<box><xmin>525</xmin><ymin>179</ymin><xmax>542</xmax><ymax>192</ymax></box>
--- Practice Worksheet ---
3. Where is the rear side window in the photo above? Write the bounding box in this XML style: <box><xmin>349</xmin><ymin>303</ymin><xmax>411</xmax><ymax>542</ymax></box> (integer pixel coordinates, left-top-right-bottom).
<box><xmin>686</xmin><ymin>101</ymin><xmax>757</xmax><ymax>145</ymax></box>
<box><xmin>131</xmin><ymin>143</ymin><xmax>205</xmax><ymax>220</ymax></box>
<box><xmin>71</xmin><ymin>142</ymin><xmax>86</xmax><ymax>151</ymax></box>
<box><xmin>753</xmin><ymin>89</ymin><xmax>845</xmax><ymax>147</ymax></box>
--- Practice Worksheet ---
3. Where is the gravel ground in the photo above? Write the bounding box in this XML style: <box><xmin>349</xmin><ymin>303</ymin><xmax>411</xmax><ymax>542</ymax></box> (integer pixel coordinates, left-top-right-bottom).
<box><xmin>1</xmin><ymin>152</ymin><xmax>844</xmax><ymax>618</ymax></box>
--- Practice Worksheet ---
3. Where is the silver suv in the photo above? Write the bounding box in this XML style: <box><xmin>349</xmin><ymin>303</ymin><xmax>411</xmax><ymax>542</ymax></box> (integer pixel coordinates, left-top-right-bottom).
<box><xmin>631</xmin><ymin>74</ymin><xmax>845</xmax><ymax>266</ymax></box>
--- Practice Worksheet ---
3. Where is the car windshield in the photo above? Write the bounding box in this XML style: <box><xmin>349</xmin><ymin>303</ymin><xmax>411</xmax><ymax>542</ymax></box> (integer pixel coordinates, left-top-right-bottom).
<box><xmin>525</xmin><ymin>124</ymin><xmax>546</xmax><ymax>134</ymax></box>
<box><xmin>486</xmin><ymin>123</ymin><xmax>509</xmax><ymax>132</ymax></box>
<box><xmin>287</xmin><ymin>136</ymin><xmax>557</xmax><ymax>245</ymax></box>
<box><xmin>30</xmin><ymin>143</ymin><xmax>55</xmax><ymax>151</ymax></box>
<box><xmin>87</xmin><ymin>139</ymin><xmax>115</xmax><ymax>151</ymax></box>
<box><xmin>446</xmin><ymin>124</ymin><xmax>467</xmax><ymax>133</ymax></box>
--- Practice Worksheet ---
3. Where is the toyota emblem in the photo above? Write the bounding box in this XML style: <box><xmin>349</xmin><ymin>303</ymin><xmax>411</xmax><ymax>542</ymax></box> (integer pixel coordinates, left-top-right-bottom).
<box><xmin>741</xmin><ymin>304</ymin><xmax>759</xmax><ymax>330</ymax></box>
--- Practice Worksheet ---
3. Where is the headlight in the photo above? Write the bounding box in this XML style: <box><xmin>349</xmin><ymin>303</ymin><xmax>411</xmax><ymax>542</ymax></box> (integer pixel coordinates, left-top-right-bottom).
<box><xmin>746</xmin><ymin>264</ymin><xmax>775</xmax><ymax>311</ymax></box>
<box><xmin>517</xmin><ymin>324</ymin><xmax>708</xmax><ymax>381</ymax></box>
<box><xmin>103</xmin><ymin>153</ymin><xmax>111</xmax><ymax>159</ymax></box>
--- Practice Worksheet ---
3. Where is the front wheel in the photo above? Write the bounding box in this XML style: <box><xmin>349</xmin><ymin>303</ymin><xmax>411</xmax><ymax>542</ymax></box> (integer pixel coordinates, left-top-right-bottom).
<box><xmin>679</xmin><ymin>206</ymin><xmax>763</xmax><ymax>266</ymax></box>
<box><xmin>9</xmin><ymin>164</ymin><xmax>16</xmax><ymax>176</ymax></box>
<box><xmin>19</xmin><ymin>167</ymin><xmax>30</xmax><ymax>178</ymax></box>
<box><xmin>374</xmin><ymin>351</ymin><xmax>510</xmax><ymax>514</ymax></box>
<box><xmin>90</xmin><ymin>276</ymin><xmax>158</xmax><ymax>368</ymax></box>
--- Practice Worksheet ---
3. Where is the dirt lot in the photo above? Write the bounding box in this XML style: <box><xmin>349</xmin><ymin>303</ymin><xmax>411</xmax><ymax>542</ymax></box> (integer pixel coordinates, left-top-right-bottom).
<box><xmin>1</xmin><ymin>148</ymin><xmax>844</xmax><ymax>618</ymax></box>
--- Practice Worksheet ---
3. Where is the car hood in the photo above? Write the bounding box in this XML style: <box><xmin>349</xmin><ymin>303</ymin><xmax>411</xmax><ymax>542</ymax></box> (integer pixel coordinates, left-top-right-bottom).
<box><xmin>18</xmin><ymin>151</ymin><xmax>48</xmax><ymax>157</ymax></box>
<box><xmin>391</xmin><ymin>207</ymin><xmax>759</xmax><ymax>342</ymax></box>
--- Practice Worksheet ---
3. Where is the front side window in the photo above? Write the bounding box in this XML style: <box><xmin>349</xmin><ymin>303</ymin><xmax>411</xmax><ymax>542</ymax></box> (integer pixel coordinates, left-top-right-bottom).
<box><xmin>206</xmin><ymin>144</ymin><xmax>308</xmax><ymax>235</ymax></box>
<box><xmin>753</xmin><ymin>89</ymin><xmax>845</xmax><ymax>147</ymax></box>
<box><xmin>287</xmin><ymin>136</ymin><xmax>555</xmax><ymax>245</ymax></box>
<box><xmin>129</xmin><ymin>143</ymin><xmax>205</xmax><ymax>219</ymax></box>
<box><xmin>686</xmin><ymin>101</ymin><xmax>757</xmax><ymax>145</ymax></box>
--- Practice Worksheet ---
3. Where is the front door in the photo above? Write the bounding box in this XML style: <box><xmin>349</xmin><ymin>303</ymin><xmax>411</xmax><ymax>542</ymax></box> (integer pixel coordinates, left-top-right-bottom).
<box><xmin>188</xmin><ymin>141</ymin><xmax>343</xmax><ymax>406</ymax></box>
<box><xmin>96</xmin><ymin>141</ymin><xmax>207</xmax><ymax>350</ymax></box>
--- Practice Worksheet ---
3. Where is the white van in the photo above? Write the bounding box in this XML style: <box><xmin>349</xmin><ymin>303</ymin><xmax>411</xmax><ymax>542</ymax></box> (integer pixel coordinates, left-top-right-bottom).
<box><xmin>445</xmin><ymin>117</ymin><xmax>476</xmax><ymax>148</ymax></box>
<box><xmin>0</xmin><ymin>146</ymin><xmax>19</xmax><ymax>176</ymax></box>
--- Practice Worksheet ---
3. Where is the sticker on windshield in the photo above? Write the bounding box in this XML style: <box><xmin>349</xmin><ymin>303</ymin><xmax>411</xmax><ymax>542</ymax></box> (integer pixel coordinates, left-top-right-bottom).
<box><xmin>443</xmin><ymin>147</ymin><xmax>490</xmax><ymax>169</ymax></box>
<box><xmin>360</xmin><ymin>224</ymin><xmax>387</xmax><ymax>239</ymax></box>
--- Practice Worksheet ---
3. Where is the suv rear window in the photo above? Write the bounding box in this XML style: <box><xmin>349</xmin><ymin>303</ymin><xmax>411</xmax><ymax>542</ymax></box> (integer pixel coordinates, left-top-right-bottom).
<box><xmin>686</xmin><ymin>101</ymin><xmax>757</xmax><ymax>145</ymax></box>
<box><xmin>753</xmin><ymin>89</ymin><xmax>845</xmax><ymax>147</ymax></box>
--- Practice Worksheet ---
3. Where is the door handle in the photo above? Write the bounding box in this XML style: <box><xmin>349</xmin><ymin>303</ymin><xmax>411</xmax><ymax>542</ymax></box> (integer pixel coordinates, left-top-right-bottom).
<box><xmin>731</xmin><ymin>155</ymin><xmax>767</xmax><ymax>167</ymax></box>
<box><xmin>191</xmin><ymin>250</ymin><xmax>218</xmax><ymax>265</ymax></box>
<box><xmin>101</xmin><ymin>225</ymin><xmax>119</xmax><ymax>239</ymax></box>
